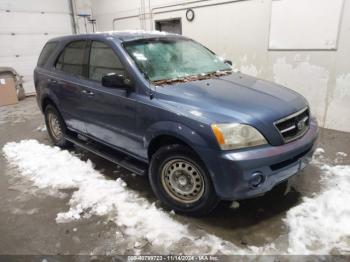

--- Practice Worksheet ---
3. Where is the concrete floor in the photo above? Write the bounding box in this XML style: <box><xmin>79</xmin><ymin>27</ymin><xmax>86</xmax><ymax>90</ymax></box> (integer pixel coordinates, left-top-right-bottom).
<box><xmin>0</xmin><ymin>97</ymin><xmax>349</xmax><ymax>255</ymax></box>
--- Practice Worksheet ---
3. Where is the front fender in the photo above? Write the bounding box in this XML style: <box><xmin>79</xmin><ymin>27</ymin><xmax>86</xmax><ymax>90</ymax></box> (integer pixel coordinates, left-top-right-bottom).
<box><xmin>144</xmin><ymin>121</ymin><xmax>226</xmax><ymax>198</ymax></box>
<box><xmin>144</xmin><ymin>121</ymin><xmax>210</xmax><ymax>149</ymax></box>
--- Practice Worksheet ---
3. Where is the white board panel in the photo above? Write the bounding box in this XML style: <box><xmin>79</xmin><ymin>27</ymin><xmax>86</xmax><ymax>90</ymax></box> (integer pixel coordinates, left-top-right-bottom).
<box><xmin>269</xmin><ymin>0</ymin><xmax>344</xmax><ymax>50</ymax></box>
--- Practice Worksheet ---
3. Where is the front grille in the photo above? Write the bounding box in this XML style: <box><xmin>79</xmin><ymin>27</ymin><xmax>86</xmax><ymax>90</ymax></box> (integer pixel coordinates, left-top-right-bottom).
<box><xmin>274</xmin><ymin>107</ymin><xmax>310</xmax><ymax>143</ymax></box>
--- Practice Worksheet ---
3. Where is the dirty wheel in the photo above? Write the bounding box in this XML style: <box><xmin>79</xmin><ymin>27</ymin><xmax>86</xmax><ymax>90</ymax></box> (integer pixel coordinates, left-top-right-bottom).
<box><xmin>44</xmin><ymin>104</ymin><xmax>72</xmax><ymax>148</ymax></box>
<box><xmin>149</xmin><ymin>144</ymin><xmax>219</xmax><ymax>216</ymax></box>
<box><xmin>161</xmin><ymin>159</ymin><xmax>205</xmax><ymax>204</ymax></box>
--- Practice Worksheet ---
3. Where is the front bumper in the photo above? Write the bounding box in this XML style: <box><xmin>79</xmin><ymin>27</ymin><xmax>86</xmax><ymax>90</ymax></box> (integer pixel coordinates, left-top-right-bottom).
<box><xmin>197</xmin><ymin>118</ymin><xmax>318</xmax><ymax>200</ymax></box>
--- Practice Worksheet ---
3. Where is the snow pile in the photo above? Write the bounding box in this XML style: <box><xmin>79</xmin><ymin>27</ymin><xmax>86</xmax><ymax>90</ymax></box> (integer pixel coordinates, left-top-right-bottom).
<box><xmin>2</xmin><ymin>140</ymin><xmax>241</xmax><ymax>254</ymax></box>
<box><xmin>285</xmin><ymin>149</ymin><xmax>350</xmax><ymax>254</ymax></box>
<box><xmin>3</xmin><ymin>140</ymin><xmax>350</xmax><ymax>254</ymax></box>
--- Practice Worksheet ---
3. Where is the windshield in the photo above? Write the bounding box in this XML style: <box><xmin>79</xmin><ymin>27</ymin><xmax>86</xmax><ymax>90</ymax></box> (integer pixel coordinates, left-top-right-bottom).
<box><xmin>124</xmin><ymin>38</ymin><xmax>232</xmax><ymax>83</ymax></box>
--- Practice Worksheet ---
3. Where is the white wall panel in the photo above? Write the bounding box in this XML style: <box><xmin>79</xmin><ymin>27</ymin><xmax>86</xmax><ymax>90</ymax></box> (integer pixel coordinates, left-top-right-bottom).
<box><xmin>0</xmin><ymin>35</ymin><xmax>55</xmax><ymax>57</ymax></box>
<box><xmin>0</xmin><ymin>0</ymin><xmax>72</xmax><ymax>94</ymax></box>
<box><xmin>0</xmin><ymin>12</ymin><xmax>72</xmax><ymax>34</ymax></box>
<box><xmin>113</xmin><ymin>17</ymin><xmax>141</xmax><ymax>31</ymax></box>
<box><xmin>0</xmin><ymin>55</ymin><xmax>38</xmax><ymax>93</ymax></box>
<box><xmin>0</xmin><ymin>0</ymin><xmax>70</xmax><ymax>13</ymax></box>
<box><xmin>269</xmin><ymin>0</ymin><xmax>344</xmax><ymax>50</ymax></box>
<box><xmin>0</xmin><ymin>55</ymin><xmax>38</xmax><ymax>77</ymax></box>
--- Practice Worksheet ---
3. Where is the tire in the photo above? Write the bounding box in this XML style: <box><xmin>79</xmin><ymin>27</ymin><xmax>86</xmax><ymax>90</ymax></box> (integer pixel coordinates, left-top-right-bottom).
<box><xmin>149</xmin><ymin>144</ymin><xmax>219</xmax><ymax>216</ymax></box>
<box><xmin>44</xmin><ymin>104</ymin><xmax>72</xmax><ymax>148</ymax></box>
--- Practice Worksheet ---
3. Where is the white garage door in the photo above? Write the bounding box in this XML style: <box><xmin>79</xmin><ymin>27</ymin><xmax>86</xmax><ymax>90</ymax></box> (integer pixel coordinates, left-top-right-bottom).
<box><xmin>0</xmin><ymin>0</ymin><xmax>73</xmax><ymax>94</ymax></box>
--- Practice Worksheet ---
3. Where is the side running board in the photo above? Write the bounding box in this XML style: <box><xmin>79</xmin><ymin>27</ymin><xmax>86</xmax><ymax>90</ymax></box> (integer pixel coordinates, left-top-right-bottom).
<box><xmin>64</xmin><ymin>134</ymin><xmax>147</xmax><ymax>176</ymax></box>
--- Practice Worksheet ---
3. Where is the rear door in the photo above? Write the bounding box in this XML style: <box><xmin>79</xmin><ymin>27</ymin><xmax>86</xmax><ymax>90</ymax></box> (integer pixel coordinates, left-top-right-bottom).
<box><xmin>51</xmin><ymin>40</ymin><xmax>90</xmax><ymax>133</ymax></box>
<box><xmin>81</xmin><ymin>40</ymin><xmax>139</xmax><ymax>156</ymax></box>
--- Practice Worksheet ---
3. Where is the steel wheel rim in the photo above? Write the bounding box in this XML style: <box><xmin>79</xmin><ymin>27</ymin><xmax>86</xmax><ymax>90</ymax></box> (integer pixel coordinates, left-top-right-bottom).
<box><xmin>48</xmin><ymin>112</ymin><xmax>62</xmax><ymax>140</ymax></box>
<box><xmin>161</xmin><ymin>159</ymin><xmax>205</xmax><ymax>204</ymax></box>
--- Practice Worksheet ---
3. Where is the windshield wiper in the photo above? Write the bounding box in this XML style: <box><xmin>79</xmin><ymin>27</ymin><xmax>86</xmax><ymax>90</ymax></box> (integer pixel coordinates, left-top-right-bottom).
<box><xmin>205</xmin><ymin>69</ymin><xmax>233</xmax><ymax>77</ymax></box>
<box><xmin>152</xmin><ymin>70</ymin><xmax>233</xmax><ymax>85</ymax></box>
<box><xmin>153</xmin><ymin>77</ymin><xmax>188</xmax><ymax>85</ymax></box>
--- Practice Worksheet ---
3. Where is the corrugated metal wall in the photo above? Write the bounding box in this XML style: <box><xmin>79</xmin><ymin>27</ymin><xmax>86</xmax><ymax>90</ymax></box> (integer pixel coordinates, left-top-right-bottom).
<box><xmin>0</xmin><ymin>0</ymin><xmax>73</xmax><ymax>94</ymax></box>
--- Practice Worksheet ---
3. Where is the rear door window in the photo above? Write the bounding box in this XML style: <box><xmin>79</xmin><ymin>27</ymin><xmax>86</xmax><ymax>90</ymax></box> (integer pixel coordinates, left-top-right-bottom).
<box><xmin>55</xmin><ymin>40</ymin><xmax>88</xmax><ymax>77</ymax></box>
<box><xmin>37</xmin><ymin>42</ymin><xmax>58</xmax><ymax>67</ymax></box>
<box><xmin>88</xmin><ymin>41</ymin><xmax>126</xmax><ymax>82</ymax></box>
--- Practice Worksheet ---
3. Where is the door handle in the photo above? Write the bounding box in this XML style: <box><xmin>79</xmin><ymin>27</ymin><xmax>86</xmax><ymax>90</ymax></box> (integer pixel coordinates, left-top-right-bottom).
<box><xmin>81</xmin><ymin>89</ymin><xmax>94</xmax><ymax>96</ymax></box>
<box><xmin>48</xmin><ymin>79</ymin><xmax>57</xmax><ymax>84</ymax></box>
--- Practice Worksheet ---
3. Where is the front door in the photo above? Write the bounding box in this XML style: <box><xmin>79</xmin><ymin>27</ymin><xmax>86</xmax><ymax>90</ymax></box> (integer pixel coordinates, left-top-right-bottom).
<box><xmin>81</xmin><ymin>40</ymin><xmax>139</xmax><ymax>155</ymax></box>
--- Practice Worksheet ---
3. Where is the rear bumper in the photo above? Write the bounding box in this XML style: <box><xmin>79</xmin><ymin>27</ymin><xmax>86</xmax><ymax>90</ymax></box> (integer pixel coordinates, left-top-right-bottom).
<box><xmin>196</xmin><ymin>117</ymin><xmax>318</xmax><ymax>200</ymax></box>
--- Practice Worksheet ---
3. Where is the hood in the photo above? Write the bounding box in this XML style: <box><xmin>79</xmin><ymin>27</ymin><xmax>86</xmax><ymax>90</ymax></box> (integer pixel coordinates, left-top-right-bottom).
<box><xmin>154</xmin><ymin>73</ymin><xmax>308</xmax><ymax>145</ymax></box>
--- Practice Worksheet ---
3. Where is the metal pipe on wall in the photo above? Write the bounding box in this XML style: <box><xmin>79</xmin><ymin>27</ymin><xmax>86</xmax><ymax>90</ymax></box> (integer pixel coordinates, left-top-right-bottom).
<box><xmin>151</xmin><ymin>0</ymin><xmax>251</xmax><ymax>29</ymax></box>
<box><xmin>112</xmin><ymin>0</ymin><xmax>251</xmax><ymax>31</ymax></box>
<box><xmin>150</xmin><ymin>0</ymin><xmax>212</xmax><ymax>30</ymax></box>
<box><xmin>113</xmin><ymin>0</ymin><xmax>212</xmax><ymax>31</ymax></box>
<box><xmin>148</xmin><ymin>0</ymin><xmax>151</xmax><ymax>30</ymax></box>
<box><xmin>142</xmin><ymin>0</ymin><xmax>147</xmax><ymax>30</ymax></box>
<box><xmin>68</xmin><ymin>0</ymin><xmax>77</xmax><ymax>34</ymax></box>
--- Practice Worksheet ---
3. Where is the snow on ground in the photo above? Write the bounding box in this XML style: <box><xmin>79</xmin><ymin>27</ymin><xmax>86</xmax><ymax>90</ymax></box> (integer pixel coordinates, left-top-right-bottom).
<box><xmin>34</xmin><ymin>125</ymin><xmax>47</xmax><ymax>132</ymax></box>
<box><xmin>0</xmin><ymin>100</ymin><xmax>41</xmax><ymax>126</ymax></box>
<box><xmin>2</xmin><ymin>140</ymin><xmax>350</xmax><ymax>255</ymax></box>
<box><xmin>2</xmin><ymin>140</ymin><xmax>242</xmax><ymax>255</ymax></box>
<box><xmin>285</xmin><ymin>149</ymin><xmax>350</xmax><ymax>255</ymax></box>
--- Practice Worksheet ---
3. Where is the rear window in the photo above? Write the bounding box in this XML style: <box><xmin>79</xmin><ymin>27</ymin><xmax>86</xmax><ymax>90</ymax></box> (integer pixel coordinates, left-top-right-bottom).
<box><xmin>37</xmin><ymin>42</ymin><xmax>58</xmax><ymax>67</ymax></box>
<box><xmin>55</xmin><ymin>40</ymin><xmax>88</xmax><ymax>77</ymax></box>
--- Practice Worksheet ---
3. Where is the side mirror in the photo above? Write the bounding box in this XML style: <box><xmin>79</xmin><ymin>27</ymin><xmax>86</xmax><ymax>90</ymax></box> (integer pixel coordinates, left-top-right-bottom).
<box><xmin>102</xmin><ymin>73</ymin><xmax>131</xmax><ymax>89</ymax></box>
<box><xmin>224</xmin><ymin>59</ymin><xmax>232</xmax><ymax>66</ymax></box>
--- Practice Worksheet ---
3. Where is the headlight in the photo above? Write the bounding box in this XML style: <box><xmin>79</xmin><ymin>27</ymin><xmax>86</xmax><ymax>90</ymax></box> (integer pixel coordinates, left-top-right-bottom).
<box><xmin>211</xmin><ymin>123</ymin><xmax>267</xmax><ymax>150</ymax></box>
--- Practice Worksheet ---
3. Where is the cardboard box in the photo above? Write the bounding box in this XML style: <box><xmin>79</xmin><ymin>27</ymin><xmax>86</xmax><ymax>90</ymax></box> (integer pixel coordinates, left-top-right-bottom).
<box><xmin>0</xmin><ymin>77</ymin><xmax>18</xmax><ymax>107</ymax></box>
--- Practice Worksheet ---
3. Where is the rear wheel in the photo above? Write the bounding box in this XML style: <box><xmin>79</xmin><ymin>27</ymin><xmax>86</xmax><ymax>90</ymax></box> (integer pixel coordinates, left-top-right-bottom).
<box><xmin>149</xmin><ymin>144</ymin><xmax>219</xmax><ymax>216</ymax></box>
<box><xmin>44</xmin><ymin>104</ymin><xmax>72</xmax><ymax>148</ymax></box>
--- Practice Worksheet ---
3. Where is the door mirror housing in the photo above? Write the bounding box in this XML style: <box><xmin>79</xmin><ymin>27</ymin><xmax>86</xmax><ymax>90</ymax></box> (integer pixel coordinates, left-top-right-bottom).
<box><xmin>102</xmin><ymin>73</ymin><xmax>131</xmax><ymax>89</ymax></box>
<box><xmin>224</xmin><ymin>59</ymin><xmax>232</xmax><ymax>66</ymax></box>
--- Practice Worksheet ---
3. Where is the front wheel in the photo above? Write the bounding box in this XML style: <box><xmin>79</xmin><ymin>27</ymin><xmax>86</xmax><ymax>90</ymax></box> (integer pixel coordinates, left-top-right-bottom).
<box><xmin>149</xmin><ymin>144</ymin><xmax>219</xmax><ymax>216</ymax></box>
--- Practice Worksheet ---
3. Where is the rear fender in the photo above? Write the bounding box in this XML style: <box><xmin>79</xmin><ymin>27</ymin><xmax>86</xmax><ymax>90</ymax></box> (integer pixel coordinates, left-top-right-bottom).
<box><xmin>40</xmin><ymin>89</ymin><xmax>61</xmax><ymax>112</ymax></box>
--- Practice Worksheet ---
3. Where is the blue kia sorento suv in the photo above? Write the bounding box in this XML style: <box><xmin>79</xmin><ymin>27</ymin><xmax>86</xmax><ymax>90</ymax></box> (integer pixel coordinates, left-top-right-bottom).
<box><xmin>34</xmin><ymin>31</ymin><xmax>318</xmax><ymax>215</ymax></box>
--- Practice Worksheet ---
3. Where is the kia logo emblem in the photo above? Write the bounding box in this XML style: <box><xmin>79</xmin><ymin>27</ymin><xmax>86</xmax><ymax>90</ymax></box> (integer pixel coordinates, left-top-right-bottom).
<box><xmin>297</xmin><ymin>120</ymin><xmax>305</xmax><ymax>130</ymax></box>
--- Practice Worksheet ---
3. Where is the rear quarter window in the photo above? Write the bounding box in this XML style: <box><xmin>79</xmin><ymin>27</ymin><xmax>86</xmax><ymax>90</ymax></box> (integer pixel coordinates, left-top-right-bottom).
<box><xmin>37</xmin><ymin>42</ymin><xmax>58</xmax><ymax>67</ymax></box>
